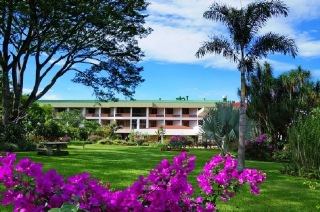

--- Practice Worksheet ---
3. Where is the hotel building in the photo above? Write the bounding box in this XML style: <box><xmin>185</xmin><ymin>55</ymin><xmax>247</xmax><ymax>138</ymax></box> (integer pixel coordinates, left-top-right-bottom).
<box><xmin>38</xmin><ymin>98</ymin><xmax>219</xmax><ymax>141</ymax></box>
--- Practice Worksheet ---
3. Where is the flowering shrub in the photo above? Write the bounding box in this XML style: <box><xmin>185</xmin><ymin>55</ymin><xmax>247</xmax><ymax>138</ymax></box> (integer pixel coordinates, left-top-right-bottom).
<box><xmin>0</xmin><ymin>151</ymin><xmax>266</xmax><ymax>211</ymax></box>
<box><xmin>197</xmin><ymin>152</ymin><xmax>266</xmax><ymax>206</ymax></box>
<box><xmin>246</xmin><ymin>134</ymin><xmax>274</xmax><ymax>161</ymax></box>
<box><xmin>169</xmin><ymin>135</ymin><xmax>189</xmax><ymax>149</ymax></box>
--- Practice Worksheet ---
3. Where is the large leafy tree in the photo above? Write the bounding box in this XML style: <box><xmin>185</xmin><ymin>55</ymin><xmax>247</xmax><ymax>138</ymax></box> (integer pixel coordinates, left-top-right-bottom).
<box><xmin>55</xmin><ymin>109</ymin><xmax>84</xmax><ymax>128</ymax></box>
<box><xmin>195</xmin><ymin>0</ymin><xmax>297</xmax><ymax>170</ymax></box>
<box><xmin>0</xmin><ymin>0</ymin><xmax>151</xmax><ymax>124</ymax></box>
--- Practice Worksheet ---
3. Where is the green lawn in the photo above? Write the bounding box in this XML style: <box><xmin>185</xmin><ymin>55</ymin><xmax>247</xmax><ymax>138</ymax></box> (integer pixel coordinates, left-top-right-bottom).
<box><xmin>2</xmin><ymin>144</ymin><xmax>320</xmax><ymax>211</ymax></box>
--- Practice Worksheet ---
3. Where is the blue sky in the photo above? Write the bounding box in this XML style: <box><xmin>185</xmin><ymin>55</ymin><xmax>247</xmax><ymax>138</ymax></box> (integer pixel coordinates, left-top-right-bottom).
<box><xmin>33</xmin><ymin>0</ymin><xmax>320</xmax><ymax>102</ymax></box>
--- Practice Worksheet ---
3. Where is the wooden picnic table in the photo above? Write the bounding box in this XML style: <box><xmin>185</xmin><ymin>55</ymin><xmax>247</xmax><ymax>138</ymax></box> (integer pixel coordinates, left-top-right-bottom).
<box><xmin>41</xmin><ymin>142</ymin><xmax>68</xmax><ymax>156</ymax></box>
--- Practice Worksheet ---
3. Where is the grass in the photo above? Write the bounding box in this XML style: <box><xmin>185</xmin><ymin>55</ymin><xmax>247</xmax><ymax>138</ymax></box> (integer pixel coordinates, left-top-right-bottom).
<box><xmin>2</xmin><ymin>144</ymin><xmax>320</xmax><ymax>211</ymax></box>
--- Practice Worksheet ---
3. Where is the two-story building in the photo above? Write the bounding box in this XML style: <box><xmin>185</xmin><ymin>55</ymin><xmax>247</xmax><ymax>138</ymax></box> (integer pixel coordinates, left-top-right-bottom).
<box><xmin>37</xmin><ymin>98</ymin><xmax>219</xmax><ymax>141</ymax></box>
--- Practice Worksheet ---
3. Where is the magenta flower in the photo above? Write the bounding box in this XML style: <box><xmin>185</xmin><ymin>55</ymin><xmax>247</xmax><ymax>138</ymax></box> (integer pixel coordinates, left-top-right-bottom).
<box><xmin>0</xmin><ymin>151</ymin><xmax>266</xmax><ymax>212</ymax></box>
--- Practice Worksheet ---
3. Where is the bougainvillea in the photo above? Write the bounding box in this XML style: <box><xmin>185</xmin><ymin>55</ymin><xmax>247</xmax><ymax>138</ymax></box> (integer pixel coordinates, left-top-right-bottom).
<box><xmin>169</xmin><ymin>135</ymin><xmax>190</xmax><ymax>149</ymax></box>
<box><xmin>0</xmin><ymin>152</ymin><xmax>266</xmax><ymax>211</ymax></box>
<box><xmin>246</xmin><ymin>134</ymin><xmax>274</xmax><ymax>161</ymax></box>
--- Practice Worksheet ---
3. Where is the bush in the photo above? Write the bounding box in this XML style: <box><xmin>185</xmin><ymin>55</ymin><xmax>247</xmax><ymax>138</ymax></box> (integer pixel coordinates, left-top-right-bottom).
<box><xmin>245</xmin><ymin>134</ymin><xmax>274</xmax><ymax>161</ymax></box>
<box><xmin>0</xmin><ymin>143</ymin><xmax>19</xmax><ymax>152</ymax></box>
<box><xmin>284</xmin><ymin>109</ymin><xmax>320</xmax><ymax>179</ymax></box>
<box><xmin>97</xmin><ymin>138</ymin><xmax>112</xmax><ymax>145</ymax></box>
<box><xmin>125</xmin><ymin>141</ymin><xmax>137</xmax><ymax>146</ymax></box>
<box><xmin>0</xmin><ymin>123</ymin><xmax>26</xmax><ymax>142</ymax></box>
<box><xmin>0</xmin><ymin>152</ymin><xmax>266</xmax><ymax>211</ymax></box>
<box><xmin>169</xmin><ymin>135</ymin><xmax>189</xmax><ymax>149</ymax></box>
<box><xmin>17</xmin><ymin>141</ymin><xmax>38</xmax><ymax>151</ymax></box>
<box><xmin>87</xmin><ymin>135</ymin><xmax>103</xmax><ymax>143</ymax></box>
<box><xmin>111</xmin><ymin>139</ymin><xmax>126</xmax><ymax>145</ymax></box>
<box><xmin>272</xmin><ymin>148</ymin><xmax>290</xmax><ymax>162</ymax></box>
<box><xmin>149</xmin><ymin>142</ymin><xmax>167</xmax><ymax>149</ymax></box>
<box><xmin>69</xmin><ymin>140</ymin><xmax>92</xmax><ymax>146</ymax></box>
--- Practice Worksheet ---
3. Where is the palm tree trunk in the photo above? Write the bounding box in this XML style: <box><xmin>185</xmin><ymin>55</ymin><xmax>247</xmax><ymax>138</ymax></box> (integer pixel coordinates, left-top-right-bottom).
<box><xmin>238</xmin><ymin>66</ymin><xmax>246</xmax><ymax>171</ymax></box>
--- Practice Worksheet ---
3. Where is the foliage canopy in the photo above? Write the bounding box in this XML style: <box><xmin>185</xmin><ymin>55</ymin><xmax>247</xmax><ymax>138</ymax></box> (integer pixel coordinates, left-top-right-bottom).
<box><xmin>0</xmin><ymin>0</ymin><xmax>151</xmax><ymax>124</ymax></box>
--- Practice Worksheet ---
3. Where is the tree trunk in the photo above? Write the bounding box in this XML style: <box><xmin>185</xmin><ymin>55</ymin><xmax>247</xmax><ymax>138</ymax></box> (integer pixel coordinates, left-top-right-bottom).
<box><xmin>238</xmin><ymin>67</ymin><xmax>247</xmax><ymax>171</ymax></box>
<box><xmin>1</xmin><ymin>68</ymin><xmax>12</xmax><ymax>125</ymax></box>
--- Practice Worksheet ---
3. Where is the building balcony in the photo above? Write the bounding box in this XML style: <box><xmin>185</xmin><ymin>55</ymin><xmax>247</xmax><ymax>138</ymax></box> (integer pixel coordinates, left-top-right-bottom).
<box><xmin>132</xmin><ymin>113</ymin><xmax>147</xmax><ymax>117</ymax></box>
<box><xmin>85</xmin><ymin>113</ymin><xmax>99</xmax><ymax>117</ymax></box>
<box><xmin>100</xmin><ymin>113</ymin><xmax>111</xmax><ymax>117</ymax></box>
<box><xmin>115</xmin><ymin>113</ymin><xmax>131</xmax><ymax>117</ymax></box>
<box><xmin>182</xmin><ymin>114</ymin><xmax>197</xmax><ymax>118</ymax></box>
<box><xmin>149</xmin><ymin>114</ymin><xmax>164</xmax><ymax>117</ymax></box>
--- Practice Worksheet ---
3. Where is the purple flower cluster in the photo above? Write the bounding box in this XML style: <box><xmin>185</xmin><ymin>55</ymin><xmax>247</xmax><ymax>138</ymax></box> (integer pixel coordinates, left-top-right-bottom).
<box><xmin>169</xmin><ymin>135</ymin><xmax>188</xmax><ymax>143</ymax></box>
<box><xmin>0</xmin><ymin>151</ymin><xmax>266</xmax><ymax>211</ymax></box>
<box><xmin>255</xmin><ymin>134</ymin><xmax>266</xmax><ymax>143</ymax></box>
<box><xmin>197</xmin><ymin>153</ymin><xmax>266</xmax><ymax>204</ymax></box>
<box><xmin>169</xmin><ymin>135</ymin><xmax>189</xmax><ymax>148</ymax></box>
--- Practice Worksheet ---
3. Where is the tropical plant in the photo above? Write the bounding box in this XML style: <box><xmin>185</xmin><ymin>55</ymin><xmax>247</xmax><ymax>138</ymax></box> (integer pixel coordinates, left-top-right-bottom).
<box><xmin>202</xmin><ymin>103</ymin><xmax>240</xmax><ymax>155</ymax></box>
<box><xmin>0</xmin><ymin>0</ymin><xmax>151</xmax><ymax>125</ymax></box>
<box><xmin>23</xmin><ymin>103</ymin><xmax>55</xmax><ymax>131</ymax></box>
<box><xmin>0</xmin><ymin>152</ymin><xmax>266</xmax><ymax>211</ymax></box>
<box><xmin>245</xmin><ymin>134</ymin><xmax>274</xmax><ymax>161</ymax></box>
<box><xmin>195</xmin><ymin>0</ymin><xmax>297</xmax><ymax>170</ymax></box>
<box><xmin>83</xmin><ymin>120</ymin><xmax>101</xmax><ymax>134</ymax></box>
<box><xmin>35</xmin><ymin>120</ymin><xmax>64</xmax><ymax>142</ymax></box>
<box><xmin>246</xmin><ymin>63</ymin><xmax>320</xmax><ymax>148</ymax></box>
<box><xmin>284</xmin><ymin>108</ymin><xmax>320</xmax><ymax>179</ymax></box>
<box><xmin>55</xmin><ymin>109</ymin><xmax>85</xmax><ymax>128</ymax></box>
<box><xmin>169</xmin><ymin>135</ymin><xmax>189</xmax><ymax>149</ymax></box>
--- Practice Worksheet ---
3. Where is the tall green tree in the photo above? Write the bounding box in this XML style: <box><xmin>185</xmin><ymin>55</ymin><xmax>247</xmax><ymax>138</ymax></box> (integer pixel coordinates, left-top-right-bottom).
<box><xmin>246</xmin><ymin>62</ymin><xmax>320</xmax><ymax>147</ymax></box>
<box><xmin>0</xmin><ymin>0</ymin><xmax>151</xmax><ymax>125</ymax></box>
<box><xmin>195</xmin><ymin>0</ymin><xmax>297</xmax><ymax>170</ymax></box>
<box><xmin>55</xmin><ymin>109</ymin><xmax>84</xmax><ymax>128</ymax></box>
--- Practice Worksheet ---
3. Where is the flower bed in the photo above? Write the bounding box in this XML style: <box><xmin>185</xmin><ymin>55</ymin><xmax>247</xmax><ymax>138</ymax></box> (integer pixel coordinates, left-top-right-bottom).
<box><xmin>0</xmin><ymin>151</ymin><xmax>266</xmax><ymax>211</ymax></box>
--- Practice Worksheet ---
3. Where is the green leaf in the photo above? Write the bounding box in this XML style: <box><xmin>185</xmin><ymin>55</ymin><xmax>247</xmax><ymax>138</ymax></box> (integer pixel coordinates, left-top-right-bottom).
<box><xmin>48</xmin><ymin>202</ymin><xmax>79</xmax><ymax>212</ymax></box>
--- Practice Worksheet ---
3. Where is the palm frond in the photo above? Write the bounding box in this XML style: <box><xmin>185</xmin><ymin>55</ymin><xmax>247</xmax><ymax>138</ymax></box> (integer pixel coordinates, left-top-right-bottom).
<box><xmin>245</xmin><ymin>0</ymin><xmax>289</xmax><ymax>35</ymax></box>
<box><xmin>203</xmin><ymin>2</ymin><xmax>232</xmax><ymax>24</ymax></box>
<box><xmin>195</xmin><ymin>36</ymin><xmax>238</xmax><ymax>62</ymax></box>
<box><xmin>248</xmin><ymin>32</ymin><xmax>298</xmax><ymax>58</ymax></box>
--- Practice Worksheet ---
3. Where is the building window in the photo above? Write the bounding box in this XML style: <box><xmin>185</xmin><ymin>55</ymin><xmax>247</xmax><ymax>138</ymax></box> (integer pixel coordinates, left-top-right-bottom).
<box><xmin>165</xmin><ymin>120</ymin><xmax>173</xmax><ymax>125</ymax></box>
<box><xmin>86</xmin><ymin>108</ymin><xmax>95</xmax><ymax>114</ymax></box>
<box><xmin>182</xmin><ymin>120</ymin><xmax>189</xmax><ymax>127</ymax></box>
<box><xmin>132</xmin><ymin>108</ymin><xmax>146</xmax><ymax>117</ymax></box>
<box><xmin>117</xmin><ymin>120</ymin><xmax>124</xmax><ymax>128</ymax></box>
<box><xmin>131</xmin><ymin>119</ymin><xmax>137</xmax><ymax>129</ymax></box>
<box><xmin>117</xmin><ymin>107</ymin><xmax>130</xmax><ymax>113</ymax></box>
<box><xmin>166</xmin><ymin>108</ymin><xmax>173</xmax><ymax>114</ymax></box>
<box><xmin>55</xmin><ymin>108</ymin><xmax>67</xmax><ymax>113</ymax></box>
<box><xmin>150</xmin><ymin>108</ymin><xmax>157</xmax><ymax>114</ymax></box>
<box><xmin>101</xmin><ymin>108</ymin><xmax>110</xmax><ymax>114</ymax></box>
<box><xmin>140</xmin><ymin>119</ymin><xmax>146</xmax><ymax>129</ymax></box>
<box><xmin>182</xmin><ymin>108</ymin><xmax>189</xmax><ymax>114</ymax></box>
<box><xmin>149</xmin><ymin>120</ymin><xmax>157</xmax><ymax>127</ymax></box>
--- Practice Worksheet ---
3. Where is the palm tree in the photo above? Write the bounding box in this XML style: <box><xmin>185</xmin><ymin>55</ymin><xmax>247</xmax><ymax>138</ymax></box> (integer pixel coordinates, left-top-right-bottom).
<box><xmin>202</xmin><ymin>103</ymin><xmax>240</xmax><ymax>156</ymax></box>
<box><xmin>195</xmin><ymin>0</ymin><xmax>298</xmax><ymax>171</ymax></box>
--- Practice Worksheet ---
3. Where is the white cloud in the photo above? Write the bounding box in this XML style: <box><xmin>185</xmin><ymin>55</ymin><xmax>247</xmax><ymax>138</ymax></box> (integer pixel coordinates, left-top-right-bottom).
<box><xmin>296</xmin><ymin>38</ymin><xmax>320</xmax><ymax>57</ymax></box>
<box><xmin>49</xmin><ymin>59</ymin><xmax>66</xmax><ymax>66</ymax></box>
<box><xmin>40</xmin><ymin>93</ymin><xmax>61</xmax><ymax>100</ymax></box>
<box><xmin>24</xmin><ymin>88</ymin><xmax>61</xmax><ymax>100</ymax></box>
<box><xmin>140</xmin><ymin>0</ymin><xmax>320</xmax><ymax>69</ymax></box>
<box><xmin>312</xmin><ymin>69</ymin><xmax>320</xmax><ymax>77</ymax></box>
<box><xmin>22</xmin><ymin>88</ymin><xmax>33</xmax><ymax>94</ymax></box>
